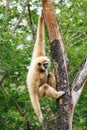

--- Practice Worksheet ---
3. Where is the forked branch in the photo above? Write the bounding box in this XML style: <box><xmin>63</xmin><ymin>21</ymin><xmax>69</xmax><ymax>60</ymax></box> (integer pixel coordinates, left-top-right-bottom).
<box><xmin>27</xmin><ymin>3</ymin><xmax>35</xmax><ymax>43</ymax></box>
<box><xmin>12</xmin><ymin>5</ymin><xmax>26</xmax><ymax>33</ymax></box>
<box><xmin>42</xmin><ymin>0</ymin><xmax>87</xmax><ymax>130</ymax></box>
<box><xmin>72</xmin><ymin>57</ymin><xmax>87</xmax><ymax>107</ymax></box>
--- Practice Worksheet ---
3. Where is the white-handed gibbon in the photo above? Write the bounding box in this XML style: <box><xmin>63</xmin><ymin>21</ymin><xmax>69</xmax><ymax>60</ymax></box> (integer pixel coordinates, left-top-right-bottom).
<box><xmin>27</xmin><ymin>14</ymin><xmax>65</xmax><ymax>124</ymax></box>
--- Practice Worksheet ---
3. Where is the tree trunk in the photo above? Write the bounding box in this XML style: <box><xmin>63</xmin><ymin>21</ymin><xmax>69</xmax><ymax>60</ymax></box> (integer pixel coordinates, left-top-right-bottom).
<box><xmin>42</xmin><ymin>0</ymin><xmax>87</xmax><ymax>130</ymax></box>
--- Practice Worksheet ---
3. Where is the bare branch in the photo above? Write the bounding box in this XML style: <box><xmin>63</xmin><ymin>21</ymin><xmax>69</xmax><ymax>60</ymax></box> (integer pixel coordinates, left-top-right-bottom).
<box><xmin>26</xmin><ymin>120</ymin><xmax>33</xmax><ymax>130</ymax></box>
<box><xmin>1</xmin><ymin>85</ymin><xmax>33</xmax><ymax>129</ymax></box>
<box><xmin>5</xmin><ymin>0</ymin><xmax>9</xmax><ymax>13</ymax></box>
<box><xmin>63</xmin><ymin>23</ymin><xmax>69</xmax><ymax>35</ymax></box>
<box><xmin>12</xmin><ymin>5</ymin><xmax>26</xmax><ymax>33</ymax></box>
<box><xmin>1</xmin><ymin>85</ymin><xmax>25</xmax><ymax>116</ymax></box>
<box><xmin>4</xmin><ymin>0</ymin><xmax>10</xmax><ymax>30</ymax></box>
<box><xmin>0</xmin><ymin>69</ymin><xmax>7</xmax><ymax>86</ymax></box>
<box><xmin>0</xmin><ymin>74</ymin><xmax>7</xmax><ymax>86</ymax></box>
<box><xmin>63</xmin><ymin>15</ymin><xmax>73</xmax><ymax>35</ymax></box>
<box><xmin>0</xmin><ymin>68</ymin><xmax>33</xmax><ymax>129</ymax></box>
<box><xmin>72</xmin><ymin>57</ymin><xmax>87</xmax><ymax>107</ymax></box>
<box><xmin>73</xmin><ymin>38</ymin><xmax>87</xmax><ymax>45</ymax></box>
<box><xmin>27</xmin><ymin>4</ymin><xmax>35</xmax><ymax>43</ymax></box>
<box><xmin>69</xmin><ymin>32</ymin><xmax>86</xmax><ymax>42</ymax></box>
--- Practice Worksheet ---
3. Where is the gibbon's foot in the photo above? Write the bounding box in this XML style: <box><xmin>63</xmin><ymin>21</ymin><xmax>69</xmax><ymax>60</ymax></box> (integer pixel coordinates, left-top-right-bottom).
<box><xmin>57</xmin><ymin>91</ymin><xmax>65</xmax><ymax>98</ymax></box>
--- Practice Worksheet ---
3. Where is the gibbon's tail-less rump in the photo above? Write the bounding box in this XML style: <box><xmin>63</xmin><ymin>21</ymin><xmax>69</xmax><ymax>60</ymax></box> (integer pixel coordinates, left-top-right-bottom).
<box><xmin>27</xmin><ymin>14</ymin><xmax>65</xmax><ymax>124</ymax></box>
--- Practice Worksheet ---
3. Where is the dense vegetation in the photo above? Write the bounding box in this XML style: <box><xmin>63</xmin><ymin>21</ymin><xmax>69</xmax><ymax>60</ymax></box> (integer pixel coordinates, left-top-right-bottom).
<box><xmin>0</xmin><ymin>0</ymin><xmax>87</xmax><ymax>129</ymax></box>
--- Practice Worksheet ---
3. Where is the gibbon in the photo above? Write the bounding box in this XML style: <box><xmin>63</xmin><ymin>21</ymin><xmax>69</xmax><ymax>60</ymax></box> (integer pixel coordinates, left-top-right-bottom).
<box><xmin>27</xmin><ymin>14</ymin><xmax>65</xmax><ymax>124</ymax></box>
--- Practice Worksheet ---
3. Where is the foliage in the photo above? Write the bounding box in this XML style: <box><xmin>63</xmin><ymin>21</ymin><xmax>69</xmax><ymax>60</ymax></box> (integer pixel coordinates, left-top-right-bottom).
<box><xmin>0</xmin><ymin>0</ymin><xmax>87</xmax><ymax>129</ymax></box>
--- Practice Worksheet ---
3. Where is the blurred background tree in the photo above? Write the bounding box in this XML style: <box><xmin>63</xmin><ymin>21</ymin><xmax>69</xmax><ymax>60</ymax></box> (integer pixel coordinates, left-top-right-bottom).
<box><xmin>0</xmin><ymin>0</ymin><xmax>87</xmax><ymax>129</ymax></box>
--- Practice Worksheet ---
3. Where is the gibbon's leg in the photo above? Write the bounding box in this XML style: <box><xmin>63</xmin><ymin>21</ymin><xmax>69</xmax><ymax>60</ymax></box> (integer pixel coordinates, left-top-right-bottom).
<box><xmin>30</xmin><ymin>93</ymin><xmax>44</xmax><ymax>124</ymax></box>
<box><xmin>39</xmin><ymin>83</ymin><xmax>65</xmax><ymax>99</ymax></box>
<box><xmin>47</xmin><ymin>72</ymin><xmax>56</xmax><ymax>88</ymax></box>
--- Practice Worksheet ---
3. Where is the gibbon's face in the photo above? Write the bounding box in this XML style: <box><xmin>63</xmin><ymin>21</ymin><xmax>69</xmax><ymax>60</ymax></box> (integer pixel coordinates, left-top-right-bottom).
<box><xmin>38</xmin><ymin>61</ymin><xmax>49</xmax><ymax>71</ymax></box>
<box><xmin>36</xmin><ymin>57</ymin><xmax>50</xmax><ymax>71</ymax></box>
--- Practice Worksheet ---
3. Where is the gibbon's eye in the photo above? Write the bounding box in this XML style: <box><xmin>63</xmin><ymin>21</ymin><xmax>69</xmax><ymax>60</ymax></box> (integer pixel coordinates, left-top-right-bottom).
<box><xmin>38</xmin><ymin>63</ymin><xmax>41</xmax><ymax>65</ymax></box>
<box><xmin>43</xmin><ymin>62</ymin><xmax>49</xmax><ymax>69</ymax></box>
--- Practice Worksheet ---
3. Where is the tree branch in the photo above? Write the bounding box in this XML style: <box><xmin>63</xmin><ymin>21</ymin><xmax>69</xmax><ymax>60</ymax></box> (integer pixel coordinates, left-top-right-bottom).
<box><xmin>27</xmin><ymin>4</ymin><xmax>35</xmax><ymax>43</ymax></box>
<box><xmin>5</xmin><ymin>0</ymin><xmax>9</xmax><ymax>13</ymax></box>
<box><xmin>4</xmin><ymin>0</ymin><xmax>10</xmax><ymax>30</ymax></box>
<box><xmin>42</xmin><ymin>0</ymin><xmax>87</xmax><ymax>129</ymax></box>
<box><xmin>72</xmin><ymin>57</ymin><xmax>87</xmax><ymax>107</ymax></box>
<box><xmin>12</xmin><ymin>5</ymin><xmax>26</xmax><ymax>33</ymax></box>
<box><xmin>1</xmin><ymin>85</ymin><xmax>33</xmax><ymax>130</ymax></box>
<box><xmin>0</xmin><ymin>69</ymin><xmax>32</xmax><ymax>130</ymax></box>
<box><xmin>26</xmin><ymin>120</ymin><xmax>33</xmax><ymax>130</ymax></box>
<box><xmin>1</xmin><ymin>85</ymin><xmax>25</xmax><ymax>116</ymax></box>
<box><xmin>0</xmin><ymin>71</ymin><xmax>7</xmax><ymax>86</ymax></box>
<box><xmin>0</xmin><ymin>74</ymin><xmax>6</xmax><ymax>86</ymax></box>
<box><xmin>42</xmin><ymin>0</ymin><xmax>71</xmax><ymax>129</ymax></box>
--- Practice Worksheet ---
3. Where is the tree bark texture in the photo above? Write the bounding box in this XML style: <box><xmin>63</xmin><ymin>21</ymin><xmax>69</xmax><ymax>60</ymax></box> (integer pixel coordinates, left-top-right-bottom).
<box><xmin>42</xmin><ymin>0</ymin><xmax>87</xmax><ymax>130</ymax></box>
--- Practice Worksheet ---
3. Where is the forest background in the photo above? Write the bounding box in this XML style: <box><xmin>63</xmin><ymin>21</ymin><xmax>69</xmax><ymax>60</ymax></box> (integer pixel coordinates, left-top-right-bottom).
<box><xmin>0</xmin><ymin>0</ymin><xmax>87</xmax><ymax>130</ymax></box>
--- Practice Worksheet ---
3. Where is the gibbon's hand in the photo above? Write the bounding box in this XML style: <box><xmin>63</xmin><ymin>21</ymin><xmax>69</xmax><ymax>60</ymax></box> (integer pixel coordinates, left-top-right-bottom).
<box><xmin>39</xmin><ymin>116</ymin><xmax>45</xmax><ymax>124</ymax></box>
<box><xmin>41</xmin><ymin>119</ymin><xmax>46</xmax><ymax>129</ymax></box>
<box><xmin>41</xmin><ymin>118</ymin><xmax>46</xmax><ymax>125</ymax></box>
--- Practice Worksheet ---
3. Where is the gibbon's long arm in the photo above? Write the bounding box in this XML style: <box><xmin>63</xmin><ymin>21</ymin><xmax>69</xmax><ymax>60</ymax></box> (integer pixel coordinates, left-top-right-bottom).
<box><xmin>32</xmin><ymin>15</ymin><xmax>45</xmax><ymax>59</ymax></box>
